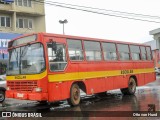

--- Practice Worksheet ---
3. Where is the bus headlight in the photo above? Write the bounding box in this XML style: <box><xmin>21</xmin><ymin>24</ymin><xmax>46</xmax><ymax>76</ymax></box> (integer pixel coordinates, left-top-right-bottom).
<box><xmin>34</xmin><ymin>87</ymin><xmax>42</xmax><ymax>92</ymax></box>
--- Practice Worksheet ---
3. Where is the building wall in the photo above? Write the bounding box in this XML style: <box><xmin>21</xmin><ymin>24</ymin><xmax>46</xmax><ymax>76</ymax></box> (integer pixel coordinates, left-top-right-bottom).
<box><xmin>145</xmin><ymin>40</ymin><xmax>157</xmax><ymax>50</ymax></box>
<box><xmin>0</xmin><ymin>0</ymin><xmax>46</xmax><ymax>75</ymax></box>
<box><xmin>144</xmin><ymin>40</ymin><xmax>160</xmax><ymax>68</ymax></box>
<box><xmin>149</xmin><ymin>28</ymin><xmax>160</xmax><ymax>68</ymax></box>
<box><xmin>0</xmin><ymin>0</ymin><xmax>46</xmax><ymax>34</ymax></box>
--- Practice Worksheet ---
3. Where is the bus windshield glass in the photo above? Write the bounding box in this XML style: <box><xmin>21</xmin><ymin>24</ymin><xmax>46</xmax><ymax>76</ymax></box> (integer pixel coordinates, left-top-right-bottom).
<box><xmin>7</xmin><ymin>43</ymin><xmax>45</xmax><ymax>75</ymax></box>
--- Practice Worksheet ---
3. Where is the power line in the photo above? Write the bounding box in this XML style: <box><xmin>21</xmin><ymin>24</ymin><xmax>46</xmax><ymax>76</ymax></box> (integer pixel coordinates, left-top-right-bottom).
<box><xmin>43</xmin><ymin>0</ymin><xmax>160</xmax><ymax>20</ymax></box>
<box><xmin>34</xmin><ymin>0</ymin><xmax>160</xmax><ymax>23</ymax></box>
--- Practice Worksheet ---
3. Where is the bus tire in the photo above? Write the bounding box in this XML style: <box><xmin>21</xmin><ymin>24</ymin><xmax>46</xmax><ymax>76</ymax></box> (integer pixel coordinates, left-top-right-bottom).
<box><xmin>121</xmin><ymin>77</ymin><xmax>136</xmax><ymax>95</ymax></box>
<box><xmin>67</xmin><ymin>84</ymin><xmax>80</xmax><ymax>106</ymax></box>
<box><xmin>0</xmin><ymin>91</ymin><xmax>5</xmax><ymax>102</ymax></box>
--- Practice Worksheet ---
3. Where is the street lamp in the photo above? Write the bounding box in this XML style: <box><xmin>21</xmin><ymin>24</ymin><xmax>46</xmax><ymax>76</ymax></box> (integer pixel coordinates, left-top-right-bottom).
<box><xmin>59</xmin><ymin>19</ymin><xmax>68</xmax><ymax>34</ymax></box>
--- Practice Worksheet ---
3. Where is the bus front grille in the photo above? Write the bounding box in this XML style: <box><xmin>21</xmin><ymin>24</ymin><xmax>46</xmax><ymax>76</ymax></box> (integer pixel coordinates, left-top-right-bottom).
<box><xmin>7</xmin><ymin>81</ymin><xmax>37</xmax><ymax>92</ymax></box>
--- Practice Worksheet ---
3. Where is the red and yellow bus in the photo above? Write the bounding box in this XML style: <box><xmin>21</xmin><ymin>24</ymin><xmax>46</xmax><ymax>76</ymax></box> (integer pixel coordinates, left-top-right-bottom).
<box><xmin>6</xmin><ymin>33</ymin><xmax>156</xmax><ymax>106</ymax></box>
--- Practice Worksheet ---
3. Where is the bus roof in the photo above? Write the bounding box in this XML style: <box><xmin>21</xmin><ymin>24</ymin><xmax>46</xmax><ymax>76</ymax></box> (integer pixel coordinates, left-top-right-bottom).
<box><xmin>9</xmin><ymin>32</ymin><xmax>151</xmax><ymax>47</ymax></box>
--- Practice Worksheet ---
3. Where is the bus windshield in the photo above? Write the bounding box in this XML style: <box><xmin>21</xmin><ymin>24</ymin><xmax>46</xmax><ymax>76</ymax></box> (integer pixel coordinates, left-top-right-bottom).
<box><xmin>7</xmin><ymin>43</ymin><xmax>45</xmax><ymax>75</ymax></box>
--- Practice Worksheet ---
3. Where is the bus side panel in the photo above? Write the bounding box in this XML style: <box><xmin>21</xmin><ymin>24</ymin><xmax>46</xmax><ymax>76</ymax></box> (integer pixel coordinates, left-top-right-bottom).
<box><xmin>145</xmin><ymin>73</ymin><xmax>156</xmax><ymax>84</ymax></box>
<box><xmin>85</xmin><ymin>77</ymin><xmax>115</xmax><ymax>95</ymax></box>
<box><xmin>105</xmin><ymin>77</ymin><xmax>114</xmax><ymax>91</ymax></box>
<box><xmin>85</xmin><ymin>78</ymin><xmax>106</xmax><ymax>94</ymax></box>
<box><xmin>85</xmin><ymin>76</ymin><xmax>128</xmax><ymax>95</ymax></box>
<box><xmin>137</xmin><ymin>74</ymin><xmax>145</xmax><ymax>86</ymax></box>
<box><xmin>113</xmin><ymin>76</ymin><xmax>128</xmax><ymax>89</ymax></box>
<box><xmin>48</xmin><ymin>82</ymin><xmax>70</xmax><ymax>102</ymax></box>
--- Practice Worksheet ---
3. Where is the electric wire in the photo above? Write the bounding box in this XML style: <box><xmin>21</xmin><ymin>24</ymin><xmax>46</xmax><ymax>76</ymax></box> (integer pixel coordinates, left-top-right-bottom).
<box><xmin>43</xmin><ymin>0</ymin><xmax>160</xmax><ymax>20</ymax></box>
<box><xmin>34</xmin><ymin>0</ymin><xmax>160</xmax><ymax>23</ymax></box>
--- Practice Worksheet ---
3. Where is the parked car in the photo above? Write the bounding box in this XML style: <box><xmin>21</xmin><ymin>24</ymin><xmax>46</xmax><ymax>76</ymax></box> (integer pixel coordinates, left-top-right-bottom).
<box><xmin>0</xmin><ymin>75</ymin><xmax>6</xmax><ymax>102</ymax></box>
<box><xmin>155</xmin><ymin>67</ymin><xmax>160</xmax><ymax>75</ymax></box>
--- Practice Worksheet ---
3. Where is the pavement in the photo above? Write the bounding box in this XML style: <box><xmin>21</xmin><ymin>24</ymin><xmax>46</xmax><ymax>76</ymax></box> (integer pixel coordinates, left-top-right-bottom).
<box><xmin>0</xmin><ymin>98</ymin><xmax>36</xmax><ymax>109</ymax></box>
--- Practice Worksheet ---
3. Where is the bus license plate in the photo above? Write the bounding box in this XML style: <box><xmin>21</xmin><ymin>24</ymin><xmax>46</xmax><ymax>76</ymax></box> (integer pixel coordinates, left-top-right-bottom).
<box><xmin>17</xmin><ymin>93</ymin><xmax>24</xmax><ymax>98</ymax></box>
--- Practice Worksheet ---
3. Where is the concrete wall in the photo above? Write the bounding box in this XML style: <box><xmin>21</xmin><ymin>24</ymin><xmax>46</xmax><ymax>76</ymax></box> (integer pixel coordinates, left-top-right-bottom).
<box><xmin>0</xmin><ymin>1</ymin><xmax>46</xmax><ymax>33</ymax></box>
<box><xmin>149</xmin><ymin>28</ymin><xmax>160</xmax><ymax>68</ymax></box>
<box><xmin>144</xmin><ymin>40</ymin><xmax>157</xmax><ymax>50</ymax></box>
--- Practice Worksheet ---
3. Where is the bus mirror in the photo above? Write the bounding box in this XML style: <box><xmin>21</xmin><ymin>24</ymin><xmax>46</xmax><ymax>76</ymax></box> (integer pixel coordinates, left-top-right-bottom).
<box><xmin>52</xmin><ymin>42</ymin><xmax>57</xmax><ymax>53</ymax></box>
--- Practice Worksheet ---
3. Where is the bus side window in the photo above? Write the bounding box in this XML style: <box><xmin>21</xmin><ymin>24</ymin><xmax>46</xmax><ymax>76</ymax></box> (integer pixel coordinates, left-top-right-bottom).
<box><xmin>47</xmin><ymin>43</ymin><xmax>67</xmax><ymax>71</ymax></box>
<box><xmin>130</xmin><ymin>45</ymin><xmax>141</xmax><ymax>60</ymax></box>
<box><xmin>84</xmin><ymin>41</ymin><xmax>102</xmax><ymax>61</ymax></box>
<box><xmin>140</xmin><ymin>46</ymin><xmax>147</xmax><ymax>60</ymax></box>
<box><xmin>55</xmin><ymin>47</ymin><xmax>64</xmax><ymax>61</ymax></box>
<box><xmin>146</xmin><ymin>47</ymin><xmax>152</xmax><ymax>60</ymax></box>
<box><xmin>67</xmin><ymin>39</ymin><xmax>84</xmax><ymax>61</ymax></box>
<box><xmin>102</xmin><ymin>42</ymin><xmax>118</xmax><ymax>60</ymax></box>
<box><xmin>117</xmin><ymin>44</ymin><xmax>130</xmax><ymax>60</ymax></box>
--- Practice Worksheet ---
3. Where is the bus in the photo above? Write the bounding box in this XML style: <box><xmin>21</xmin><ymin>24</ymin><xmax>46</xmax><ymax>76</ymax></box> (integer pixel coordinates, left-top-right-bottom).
<box><xmin>6</xmin><ymin>33</ymin><xmax>156</xmax><ymax>106</ymax></box>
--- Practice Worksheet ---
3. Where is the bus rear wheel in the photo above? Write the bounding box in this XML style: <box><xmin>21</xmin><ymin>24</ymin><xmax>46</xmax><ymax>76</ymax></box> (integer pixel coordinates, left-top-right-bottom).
<box><xmin>68</xmin><ymin>84</ymin><xmax>80</xmax><ymax>106</ymax></box>
<box><xmin>121</xmin><ymin>77</ymin><xmax>136</xmax><ymax>95</ymax></box>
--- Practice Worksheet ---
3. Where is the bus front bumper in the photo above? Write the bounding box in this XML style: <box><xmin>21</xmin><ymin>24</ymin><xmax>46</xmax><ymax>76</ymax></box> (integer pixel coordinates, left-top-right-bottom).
<box><xmin>6</xmin><ymin>91</ymin><xmax>48</xmax><ymax>101</ymax></box>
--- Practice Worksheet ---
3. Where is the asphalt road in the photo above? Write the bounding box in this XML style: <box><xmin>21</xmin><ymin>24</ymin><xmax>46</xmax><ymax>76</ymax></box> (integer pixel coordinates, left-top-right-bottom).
<box><xmin>0</xmin><ymin>76</ymin><xmax>160</xmax><ymax>120</ymax></box>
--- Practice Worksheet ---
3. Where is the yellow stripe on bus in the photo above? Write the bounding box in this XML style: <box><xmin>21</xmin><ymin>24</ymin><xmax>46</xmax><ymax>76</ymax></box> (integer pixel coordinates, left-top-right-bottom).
<box><xmin>6</xmin><ymin>68</ymin><xmax>155</xmax><ymax>82</ymax></box>
<box><xmin>6</xmin><ymin>70</ymin><xmax>47</xmax><ymax>81</ymax></box>
<box><xmin>48</xmin><ymin>68</ymin><xmax>155</xmax><ymax>82</ymax></box>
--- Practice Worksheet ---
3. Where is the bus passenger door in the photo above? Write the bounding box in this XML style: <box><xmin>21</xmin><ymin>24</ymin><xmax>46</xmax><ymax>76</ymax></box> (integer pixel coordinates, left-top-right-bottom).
<box><xmin>44</xmin><ymin>36</ymin><xmax>69</xmax><ymax>101</ymax></box>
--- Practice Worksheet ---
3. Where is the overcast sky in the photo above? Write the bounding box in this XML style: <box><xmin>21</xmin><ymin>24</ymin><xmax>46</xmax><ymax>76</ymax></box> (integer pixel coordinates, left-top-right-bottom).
<box><xmin>45</xmin><ymin>0</ymin><xmax>160</xmax><ymax>43</ymax></box>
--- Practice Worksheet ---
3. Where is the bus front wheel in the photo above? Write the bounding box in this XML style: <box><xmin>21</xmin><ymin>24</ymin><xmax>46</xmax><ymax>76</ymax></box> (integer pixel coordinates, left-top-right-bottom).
<box><xmin>68</xmin><ymin>84</ymin><xmax>80</xmax><ymax>106</ymax></box>
<box><xmin>121</xmin><ymin>77</ymin><xmax>136</xmax><ymax>95</ymax></box>
<box><xmin>0</xmin><ymin>91</ymin><xmax>5</xmax><ymax>102</ymax></box>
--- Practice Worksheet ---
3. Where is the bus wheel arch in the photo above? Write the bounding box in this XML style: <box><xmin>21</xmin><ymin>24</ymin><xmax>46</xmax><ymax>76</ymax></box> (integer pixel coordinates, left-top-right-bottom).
<box><xmin>76</xmin><ymin>81</ymin><xmax>87</xmax><ymax>93</ymax></box>
<box><xmin>121</xmin><ymin>76</ymin><xmax>137</xmax><ymax>95</ymax></box>
<box><xmin>68</xmin><ymin>81</ymin><xmax>86</xmax><ymax>106</ymax></box>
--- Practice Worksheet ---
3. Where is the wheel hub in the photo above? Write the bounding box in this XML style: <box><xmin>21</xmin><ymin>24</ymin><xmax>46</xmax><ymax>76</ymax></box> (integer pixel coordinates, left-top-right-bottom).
<box><xmin>129</xmin><ymin>81</ymin><xmax>136</xmax><ymax>92</ymax></box>
<box><xmin>0</xmin><ymin>94</ymin><xmax>4</xmax><ymax>101</ymax></box>
<box><xmin>73</xmin><ymin>88</ymin><xmax>79</xmax><ymax>100</ymax></box>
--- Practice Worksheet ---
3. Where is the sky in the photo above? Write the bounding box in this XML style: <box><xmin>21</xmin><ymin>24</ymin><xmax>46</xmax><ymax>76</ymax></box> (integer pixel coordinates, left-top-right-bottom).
<box><xmin>45</xmin><ymin>0</ymin><xmax>160</xmax><ymax>43</ymax></box>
